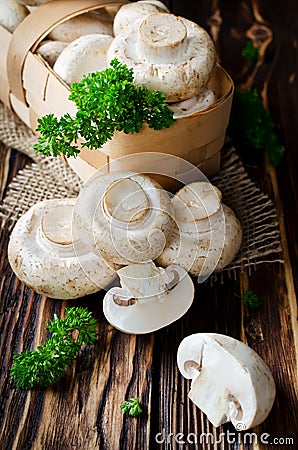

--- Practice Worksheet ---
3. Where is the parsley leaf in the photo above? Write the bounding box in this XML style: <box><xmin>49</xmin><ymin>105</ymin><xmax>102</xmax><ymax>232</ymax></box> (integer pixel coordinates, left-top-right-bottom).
<box><xmin>11</xmin><ymin>307</ymin><xmax>98</xmax><ymax>389</ymax></box>
<box><xmin>120</xmin><ymin>396</ymin><xmax>143</xmax><ymax>417</ymax></box>
<box><xmin>228</xmin><ymin>88</ymin><xmax>285</xmax><ymax>166</ymax></box>
<box><xmin>33</xmin><ymin>59</ymin><xmax>175</xmax><ymax>158</ymax></box>
<box><xmin>235</xmin><ymin>289</ymin><xmax>262</xmax><ymax>310</ymax></box>
<box><xmin>242</xmin><ymin>40</ymin><xmax>259</xmax><ymax>61</ymax></box>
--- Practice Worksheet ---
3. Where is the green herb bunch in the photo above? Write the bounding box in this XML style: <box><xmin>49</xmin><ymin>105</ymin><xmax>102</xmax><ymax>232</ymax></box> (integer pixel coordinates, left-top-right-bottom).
<box><xmin>120</xmin><ymin>396</ymin><xmax>143</xmax><ymax>417</ymax></box>
<box><xmin>229</xmin><ymin>88</ymin><xmax>285</xmax><ymax>166</ymax></box>
<box><xmin>33</xmin><ymin>59</ymin><xmax>175</xmax><ymax>158</ymax></box>
<box><xmin>11</xmin><ymin>307</ymin><xmax>98</xmax><ymax>389</ymax></box>
<box><xmin>235</xmin><ymin>289</ymin><xmax>262</xmax><ymax>310</ymax></box>
<box><xmin>229</xmin><ymin>39</ymin><xmax>285</xmax><ymax>166</ymax></box>
<box><xmin>241</xmin><ymin>40</ymin><xmax>259</xmax><ymax>61</ymax></box>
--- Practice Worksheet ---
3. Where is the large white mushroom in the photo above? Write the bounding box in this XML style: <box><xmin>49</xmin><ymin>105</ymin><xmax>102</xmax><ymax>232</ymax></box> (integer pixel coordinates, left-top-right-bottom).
<box><xmin>108</xmin><ymin>12</ymin><xmax>216</xmax><ymax>102</ymax></box>
<box><xmin>113</xmin><ymin>0</ymin><xmax>169</xmax><ymax>36</ymax></box>
<box><xmin>0</xmin><ymin>0</ymin><xmax>28</xmax><ymax>33</ymax></box>
<box><xmin>177</xmin><ymin>333</ymin><xmax>276</xmax><ymax>430</ymax></box>
<box><xmin>8</xmin><ymin>199</ymin><xmax>117</xmax><ymax>299</ymax></box>
<box><xmin>103</xmin><ymin>261</ymin><xmax>194</xmax><ymax>334</ymax></box>
<box><xmin>48</xmin><ymin>11</ymin><xmax>113</xmax><ymax>42</ymax></box>
<box><xmin>53</xmin><ymin>34</ymin><xmax>114</xmax><ymax>85</ymax></box>
<box><xmin>73</xmin><ymin>172</ymin><xmax>174</xmax><ymax>265</ymax></box>
<box><xmin>156</xmin><ymin>182</ymin><xmax>242</xmax><ymax>281</ymax></box>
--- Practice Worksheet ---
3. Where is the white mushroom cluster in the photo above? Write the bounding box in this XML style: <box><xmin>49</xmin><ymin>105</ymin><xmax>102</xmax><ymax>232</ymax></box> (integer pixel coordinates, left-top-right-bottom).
<box><xmin>2</xmin><ymin>0</ymin><xmax>218</xmax><ymax>115</ymax></box>
<box><xmin>8</xmin><ymin>173</ymin><xmax>242</xmax><ymax>304</ymax></box>
<box><xmin>177</xmin><ymin>333</ymin><xmax>276</xmax><ymax>430</ymax></box>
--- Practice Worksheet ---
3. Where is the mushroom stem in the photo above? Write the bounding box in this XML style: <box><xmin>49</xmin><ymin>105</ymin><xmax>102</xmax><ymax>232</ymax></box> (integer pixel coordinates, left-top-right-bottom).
<box><xmin>137</xmin><ymin>14</ymin><xmax>187</xmax><ymax>64</ymax></box>
<box><xmin>113</xmin><ymin>294</ymin><xmax>137</xmax><ymax>307</ymax></box>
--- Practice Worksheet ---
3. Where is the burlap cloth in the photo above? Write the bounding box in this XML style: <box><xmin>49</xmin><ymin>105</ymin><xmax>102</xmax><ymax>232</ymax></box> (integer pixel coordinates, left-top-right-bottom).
<box><xmin>0</xmin><ymin>101</ymin><xmax>283</xmax><ymax>279</ymax></box>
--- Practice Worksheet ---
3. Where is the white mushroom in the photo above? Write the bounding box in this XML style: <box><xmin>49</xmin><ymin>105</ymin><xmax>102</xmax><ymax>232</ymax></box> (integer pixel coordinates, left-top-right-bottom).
<box><xmin>36</xmin><ymin>40</ymin><xmax>68</xmax><ymax>67</ymax></box>
<box><xmin>177</xmin><ymin>333</ymin><xmax>276</xmax><ymax>430</ymax></box>
<box><xmin>8</xmin><ymin>199</ymin><xmax>117</xmax><ymax>299</ymax></box>
<box><xmin>0</xmin><ymin>0</ymin><xmax>28</xmax><ymax>33</ymax></box>
<box><xmin>113</xmin><ymin>0</ymin><xmax>169</xmax><ymax>36</ymax></box>
<box><xmin>48</xmin><ymin>11</ymin><xmax>113</xmax><ymax>42</ymax></box>
<box><xmin>156</xmin><ymin>182</ymin><xmax>242</xmax><ymax>281</ymax></box>
<box><xmin>103</xmin><ymin>261</ymin><xmax>194</xmax><ymax>334</ymax></box>
<box><xmin>53</xmin><ymin>34</ymin><xmax>114</xmax><ymax>85</ymax></box>
<box><xmin>108</xmin><ymin>13</ymin><xmax>216</xmax><ymax>102</ymax></box>
<box><xmin>170</xmin><ymin>88</ymin><xmax>216</xmax><ymax>118</ymax></box>
<box><xmin>73</xmin><ymin>171</ymin><xmax>174</xmax><ymax>265</ymax></box>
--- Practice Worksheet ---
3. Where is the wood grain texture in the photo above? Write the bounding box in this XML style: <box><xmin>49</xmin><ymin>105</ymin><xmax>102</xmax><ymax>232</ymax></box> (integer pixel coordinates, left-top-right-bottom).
<box><xmin>1</xmin><ymin>1</ymin><xmax>298</xmax><ymax>449</ymax></box>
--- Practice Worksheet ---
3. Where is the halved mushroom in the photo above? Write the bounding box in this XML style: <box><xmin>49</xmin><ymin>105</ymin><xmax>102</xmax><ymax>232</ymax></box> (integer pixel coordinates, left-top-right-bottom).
<box><xmin>177</xmin><ymin>333</ymin><xmax>276</xmax><ymax>430</ymax></box>
<box><xmin>48</xmin><ymin>11</ymin><xmax>113</xmax><ymax>42</ymax></box>
<box><xmin>113</xmin><ymin>0</ymin><xmax>169</xmax><ymax>36</ymax></box>
<box><xmin>53</xmin><ymin>34</ymin><xmax>114</xmax><ymax>85</ymax></box>
<box><xmin>0</xmin><ymin>0</ymin><xmax>28</xmax><ymax>33</ymax></box>
<box><xmin>73</xmin><ymin>172</ymin><xmax>174</xmax><ymax>265</ymax></box>
<box><xmin>8</xmin><ymin>199</ymin><xmax>117</xmax><ymax>299</ymax></box>
<box><xmin>156</xmin><ymin>182</ymin><xmax>242</xmax><ymax>281</ymax></box>
<box><xmin>103</xmin><ymin>261</ymin><xmax>194</xmax><ymax>333</ymax></box>
<box><xmin>108</xmin><ymin>12</ymin><xmax>216</xmax><ymax>102</ymax></box>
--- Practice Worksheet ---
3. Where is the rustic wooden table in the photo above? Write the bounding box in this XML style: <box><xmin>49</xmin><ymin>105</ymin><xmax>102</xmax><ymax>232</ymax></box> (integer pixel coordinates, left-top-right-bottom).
<box><xmin>0</xmin><ymin>1</ymin><xmax>297</xmax><ymax>449</ymax></box>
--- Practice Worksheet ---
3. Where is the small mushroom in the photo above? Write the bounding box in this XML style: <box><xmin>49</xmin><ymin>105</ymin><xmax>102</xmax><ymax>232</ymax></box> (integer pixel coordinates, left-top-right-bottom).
<box><xmin>108</xmin><ymin>13</ymin><xmax>216</xmax><ymax>102</ymax></box>
<box><xmin>48</xmin><ymin>11</ymin><xmax>113</xmax><ymax>42</ymax></box>
<box><xmin>103</xmin><ymin>261</ymin><xmax>194</xmax><ymax>334</ymax></box>
<box><xmin>156</xmin><ymin>182</ymin><xmax>242</xmax><ymax>281</ymax></box>
<box><xmin>8</xmin><ymin>199</ymin><xmax>117</xmax><ymax>299</ymax></box>
<box><xmin>0</xmin><ymin>0</ymin><xmax>28</xmax><ymax>33</ymax></box>
<box><xmin>113</xmin><ymin>0</ymin><xmax>169</xmax><ymax>36</ymax></box>
<box><xmin>170</xmin><ymin>88</ymin><xmax>216</xmax><ymax>118</ymax></box>
<box><xmin>53</xmin><ymin>34</ymin><xmax>114</xmax><ymax>85</ymax></box>
<box><xmin>177</xmin><ymin>333</ymin><xmax>276</xmax><ymax>430</ymax></box>
<box><xmin>36</xmin><ymin>40</ymin><xmax>68</xmax><ymax>67</ymax></box>
<box><xmin>73</xmin><ymin>172</ymin><xmax>174</xmax><ymax>265</ymax></box>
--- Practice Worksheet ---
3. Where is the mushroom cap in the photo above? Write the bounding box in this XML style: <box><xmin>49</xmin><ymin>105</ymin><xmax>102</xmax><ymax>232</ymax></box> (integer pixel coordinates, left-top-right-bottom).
<box><xmin>177</xmin><ymin>333</ymin><xmax>276</xmax><ymax>430</ymax></box>
<box><xmin>170</xmin><ymin>88</ymin><xmax>216</xmax><ymax>118</ymax></box>
<box><xmin>0</xmin><ymin>0</ymin><xmax>28</xmax><ymax>33</ymax></box>
<box><xmin>103</xmin><ymin>262</ymin><xmax>194</xmax><ymax>334</ymax></box>
<box><xmin>36</xmin><ymin>40</ymin><xmax>68</xmax><ymax>67</ymax></box>
<box><xmin>53</xmin><ymin>34</ymin><xmax>114</xmax><ymax>85</ymax></box>
<box><xmin>8</xmin><ymin>199</ymin><xmax>117</xmax><ymax>299</ymax></box>
<box><xmin>108</xmin><ymin>13</ymin><xmax>216</xmax><ymax>102</ymax></box>
<box><xmin>113</xmin><ymin>0</ymin><xmax>169</xmax><ymax>36</ymax></box>
<box><xmin>156</xmin><ymin>182</ymin><xmax>242</xmax><ymax>279</ymax></box>
<box><xmin>73</xmin><ymin>171</ymin><xmax>174</xmax><ymax>265</ymax></box>
<box><xmin>48</xmin><ymin>11</ymin><xmax>113</xmax><ymax>42</ymax></box>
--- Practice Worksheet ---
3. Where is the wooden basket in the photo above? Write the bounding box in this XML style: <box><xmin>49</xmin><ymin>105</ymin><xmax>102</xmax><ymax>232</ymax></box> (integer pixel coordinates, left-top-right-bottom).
<box><xmin>0</xmin><ymin>0</ymin><xmax>234</xmax><ymax>190</ymax></box>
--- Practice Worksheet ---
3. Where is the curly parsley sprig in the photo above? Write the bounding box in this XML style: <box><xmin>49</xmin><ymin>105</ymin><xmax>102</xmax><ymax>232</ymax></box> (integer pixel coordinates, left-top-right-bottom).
<box><xmin>120</xmin><ymin>396</ymin><xmax>143</xmax><ymax>417</ymax></box>
<box><xmin>33</xmin><ymin>59</ymin><xmax>175</xmax><ymax>158</ymax></box>
<box><xmin>11</xmin><ymin>307</ymin><xmax>98</xmax><ymax>389</ymax></box>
